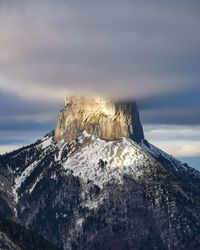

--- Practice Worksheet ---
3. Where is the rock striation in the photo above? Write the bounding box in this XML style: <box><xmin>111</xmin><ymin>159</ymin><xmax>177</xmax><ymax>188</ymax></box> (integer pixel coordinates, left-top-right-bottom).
<box><xmin>54</xmin><ymin>96</ymin><xmax>144</xmax><ymax>143</ymax></box>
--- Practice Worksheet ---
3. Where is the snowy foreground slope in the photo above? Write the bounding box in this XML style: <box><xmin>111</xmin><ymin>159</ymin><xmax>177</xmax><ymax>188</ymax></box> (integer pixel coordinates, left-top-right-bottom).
<box><xmin>0</xmin><ymin>131</ymin><xmax>200</xmax><ymax>250</ymax></box>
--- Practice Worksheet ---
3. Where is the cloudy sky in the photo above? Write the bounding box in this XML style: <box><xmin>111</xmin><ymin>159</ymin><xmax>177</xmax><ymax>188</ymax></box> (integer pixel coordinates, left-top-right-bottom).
<box><xmin>0</xmin><ymin>0</ymin><xmax>200</xmax><ymax>169</ymax></box>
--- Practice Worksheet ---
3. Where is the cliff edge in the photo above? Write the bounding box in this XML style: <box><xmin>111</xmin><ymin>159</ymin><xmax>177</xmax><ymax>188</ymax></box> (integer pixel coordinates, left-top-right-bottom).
<box><xmin>54</xmin><ymin>96</ymin><xmax>144</xmax><ymax>143</ymax></box>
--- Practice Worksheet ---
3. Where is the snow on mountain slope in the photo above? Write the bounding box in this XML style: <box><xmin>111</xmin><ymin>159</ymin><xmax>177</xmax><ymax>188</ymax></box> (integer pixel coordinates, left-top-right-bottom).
<box><xmin>62</xmin><ymin>134</ymin><xmax>158</xmax><ymax>188</ymax></box>
<box><xmin>1</xmin><ymin>131</ymin><xmax>200</xmax><ymax>250</ymax></box>
<box><xmin>12</xmin><ymin>133</ymin><xmax>55</xmax><ymax>202</ymax></box>
<box><xmin>9</xmin><ymin>131</ymin><xmax>200</xmax><ymax>203</ymax></box>
<box><xmin>10</xmin><ymin>132</ymin><xmax>153</xmax><ymax>198</ymax></box>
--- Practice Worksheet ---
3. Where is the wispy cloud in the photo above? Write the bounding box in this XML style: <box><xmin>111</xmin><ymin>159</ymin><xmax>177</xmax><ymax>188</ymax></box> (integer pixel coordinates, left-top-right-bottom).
<box><xmin>156</xmin><ymin>142</ymin><xmax>200</xmax><ymax>157</ymax></box>
<box><xmin>144</xmin><ymin>125</ymin><xmax>200</xmax><ymax>157</ymax></box>
<box><xmin>0</xmin><ymin>145</ymin><xmax>23</xmax><ymax>155</ymax></box>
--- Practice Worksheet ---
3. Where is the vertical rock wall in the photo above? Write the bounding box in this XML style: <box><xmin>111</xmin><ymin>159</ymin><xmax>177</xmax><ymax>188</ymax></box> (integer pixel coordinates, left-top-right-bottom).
<box><xmin>54</xmin><ymin>96</ymin><xmax>144</xmax><ymax>143</ymax></box>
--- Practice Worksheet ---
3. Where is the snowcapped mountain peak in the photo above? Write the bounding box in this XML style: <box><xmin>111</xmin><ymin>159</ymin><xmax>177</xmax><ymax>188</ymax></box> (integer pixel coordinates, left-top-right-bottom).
<box><xmin>62</xmin><ymin>134</ymin><xmax>155</xmax><ymax>188</ymax></box>
<box><xmin>1</xmin><ymin>97</ymin><xmax>200</xmax><ymax>250</ymax></box>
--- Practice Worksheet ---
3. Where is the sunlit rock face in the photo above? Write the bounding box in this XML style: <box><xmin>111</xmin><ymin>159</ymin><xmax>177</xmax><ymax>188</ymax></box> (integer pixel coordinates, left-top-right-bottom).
<box><xmin>54</xmin><ymin>96</ymin><xmax>144</xmax><ymax>143</ymax></box>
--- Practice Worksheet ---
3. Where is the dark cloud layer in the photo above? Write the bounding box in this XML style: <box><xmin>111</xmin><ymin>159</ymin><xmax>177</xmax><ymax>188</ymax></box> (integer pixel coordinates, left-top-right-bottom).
<box><xmin>0</xmin><ymin>89</ymin><xmax>60</xmax><ymax>116</ymax></box>
<box><xmin>0</xmin><ymin>90</ymin><xmax>56</xmax><ymax>145</ymax></box>
<box><xmin>138</xmin><ymin>89</ymin><xmax>200</xmax><ymax>125</ymax></box>
<box><xmin>0</xmin><ymin>119</ymin><xmax>53</xmax><ymax>132</ymax></box>
<box><xmin>0</xmin><ymin>0</ymin><xmax>199</xmax><ymax>100</ymax></box>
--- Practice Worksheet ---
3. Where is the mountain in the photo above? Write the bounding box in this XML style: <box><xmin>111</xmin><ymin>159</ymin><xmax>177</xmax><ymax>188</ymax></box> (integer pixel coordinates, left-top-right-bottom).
<box><xmin>0</xmin><ymin>96</ymin><xmax>200</xmax><ymax>250</ymax></box>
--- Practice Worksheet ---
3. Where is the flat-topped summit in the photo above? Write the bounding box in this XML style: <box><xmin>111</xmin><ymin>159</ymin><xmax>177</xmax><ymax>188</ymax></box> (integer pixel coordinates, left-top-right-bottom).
<box><xmin>54</xmin><ymin>96</ymin><xmax>144</xmax><ymax>143</ymax></box>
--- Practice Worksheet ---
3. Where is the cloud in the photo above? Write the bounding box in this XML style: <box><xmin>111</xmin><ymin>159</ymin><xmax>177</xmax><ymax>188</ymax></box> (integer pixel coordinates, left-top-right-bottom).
<box><xmin>0</xmin><ymin>89</ymin><xmax>61</xmax><ymax>115</ymax></box>
<box><xmin>0</xmin><ymin>0</ymin><xmax>199</xmax><ymax>102</ymax></box>
<box><xmin>0</xmin><ymin>145</ymin><xmax>23</xmax><ymax>155</ymax></box>
<box><xmin>178</xmin><ymin>156</ymin><xmax>200</xmax><ymax>170</ymax></box>
<box><xmin>138</xmin><ymin>89</ymin><xmax>200</xmax><ymax>125</ymax></box>
<box><xmin>144</xmin><ymin>124</ymin><xmax>200</xmax><ymax>157</ymax></box>
<box><xmin>140</xmin><ymin>107</ymin><xmax>200</xmax><ymax>125</ymax></box>
<box><xmin>0</xmin><ymin>90</ymin><xmax>56</xmax><ymax>149</ymax></box>
<box><xmin>154</xmin><ymin>141</ymin><xmax>200</xmax><ymax>157</ymax></box>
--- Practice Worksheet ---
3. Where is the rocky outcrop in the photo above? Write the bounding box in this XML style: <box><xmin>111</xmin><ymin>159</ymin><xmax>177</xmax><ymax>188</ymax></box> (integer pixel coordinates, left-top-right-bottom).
<box><xmin>54</xmin><ymin>96</ymin><xmax>144</xmax><ymax>143</ymax></box>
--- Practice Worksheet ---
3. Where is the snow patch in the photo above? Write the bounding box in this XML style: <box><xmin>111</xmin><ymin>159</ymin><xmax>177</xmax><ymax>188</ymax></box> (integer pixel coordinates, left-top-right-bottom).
<box><xmin>41</xmin><ymin>136</ymin><xmax>52</xmax><ymax>149</ymax></box>
<box><xmin>13</xmin><ymin>159</ymin><xmax>40</xmax><ymax>202</ymax></box>
<box><xmin>63</xmin><ymin>137</ymin><xmax>155</xmax><ymax>188</ymax></box>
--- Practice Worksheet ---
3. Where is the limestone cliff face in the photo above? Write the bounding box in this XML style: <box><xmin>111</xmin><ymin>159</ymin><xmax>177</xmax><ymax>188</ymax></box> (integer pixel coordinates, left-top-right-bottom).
<box><xmin>54</xmin><ymin>96</ymin><xmax>144</xmax><ymax>143</ymax></box>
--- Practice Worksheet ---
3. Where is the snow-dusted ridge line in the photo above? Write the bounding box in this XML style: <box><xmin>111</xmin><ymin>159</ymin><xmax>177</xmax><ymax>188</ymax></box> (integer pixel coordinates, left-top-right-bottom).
<box><xmin>11</xmin><ymin>131</ymin><xmax>199</xmax><ymax>203</ymax></box>
<box><xmin>13</xmin><ymin>134</ymin><xmax>54</xmax><ymax>202</ymax></box>
<box><xmin>62</xmin><ymin>134</ymin><xmax>157</xmax><ymax>188</ymax></box>
<box><xmin>141</xmin><ymin>140</ymin><xmax>191</xmax><ymax>172</ymax></box>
